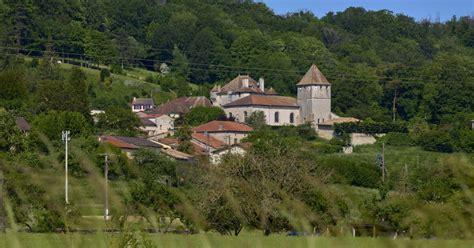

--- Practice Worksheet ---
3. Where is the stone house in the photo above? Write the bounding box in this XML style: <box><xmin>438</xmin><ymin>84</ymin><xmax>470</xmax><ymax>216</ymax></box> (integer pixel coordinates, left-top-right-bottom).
<box><xmin>192</xmin><ymin>120</ymin><xmax>253</xmax><ymax>145</ymax></box>
<box><xmin>210</xmin><ymin>64</ymin><xmax>356</xmax><ymax>139</ymax></box>
<box><xmin>223</xmin><ymin>95</ymin><xmax>300</xmax><ymax>125</ymax></box>
<box><xmin>139</xmin><ymin>114</ymin><xmax>174</xmax><ymax>137</ymax></box>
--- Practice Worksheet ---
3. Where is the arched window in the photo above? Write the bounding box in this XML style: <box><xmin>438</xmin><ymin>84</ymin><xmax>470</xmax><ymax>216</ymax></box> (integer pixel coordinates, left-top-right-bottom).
<box><xmin>229</xmin><ymin>112</ymin><xmax>233</xmax><ymax>118</ymax></box>
<box><xmin>290</xmin><ymin>113</ymin><xmax>294</xmax><ymax>124</ymax></box>
<box><xmin>274</xmin><ymin>112</ymin><xmax>279</xmax><ymax>123</ymax></box>
<box><xmin>244</xmin><ymin>111</ymin><xmax>248</xmax><ymax>118</ymax></box>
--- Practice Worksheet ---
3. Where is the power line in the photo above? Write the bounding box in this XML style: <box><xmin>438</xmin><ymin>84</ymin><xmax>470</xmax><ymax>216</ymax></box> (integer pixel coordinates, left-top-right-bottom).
<box><xmin>1</xmin><ymin>49</ymin><xmax>473</xmax><ymax>84</ymax></box>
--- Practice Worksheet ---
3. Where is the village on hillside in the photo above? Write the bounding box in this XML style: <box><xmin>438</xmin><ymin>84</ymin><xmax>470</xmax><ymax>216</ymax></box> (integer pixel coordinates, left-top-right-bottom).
<box><xmin>85</xmin><ymin>64</ymin><xmax>377</xmax><ymax>164</ymax></box>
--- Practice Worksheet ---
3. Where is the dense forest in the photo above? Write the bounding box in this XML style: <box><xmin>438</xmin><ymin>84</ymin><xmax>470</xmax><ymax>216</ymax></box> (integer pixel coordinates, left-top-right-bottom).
<box><xmin>1</xmin><ymin>0</ymin><xmax>473</xmax><ymax>123</ymax></box>
<box><xmin>0</xmin><ymin>0</ymin><xmax>474</xmax><ymax>243</ymax></box>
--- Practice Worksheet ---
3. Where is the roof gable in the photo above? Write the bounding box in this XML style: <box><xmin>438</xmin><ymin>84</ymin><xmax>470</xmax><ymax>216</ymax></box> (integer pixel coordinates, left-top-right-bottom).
<box><xmin>193</xmin><ymin>121</ymin><xmax>253</xmax><ymax>133</ymax></box>
<box><xmin>297</xmin><ymin>64</ymin><xmax>330</xmax><ymax>86</ymax></box>
<box><xmin>220</xmin><ymin>75</ymin><xmax>263</xmax><ymax>94</ymax></box>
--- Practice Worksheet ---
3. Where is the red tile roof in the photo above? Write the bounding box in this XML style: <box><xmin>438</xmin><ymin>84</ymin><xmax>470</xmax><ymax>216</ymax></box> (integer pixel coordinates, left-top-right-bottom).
<box><xmin>150</xmin><ymin>97</ymin><xmax>211</xmax><ymax>115</ymax></box>
<box><xmin>297</xmin><ymin>64</ymin><xmax>331</xmax><ymax>86</ymax></box>
<box><xmin>193</xmin><ymin>121</ymin><xmax>253</xmax><ymax>133</ymax></box>
<box><xmin>99</xmin><ymin>136</ymin><xmax>138</xmax><ymax>149</ymax></box>
<box><xmin>220</xmin><ymin>75</ymin><xmax>263</xmax><ymax>94</ymax></box>
<box><xmin>192</xmin><ymin>133</ymin><xmax>226</xmax><ymax>150</ymax></box>
<box><xmin>223</xmin><ymin>95</ymin><xmax>298</xmax><ymax>108</ymax></box>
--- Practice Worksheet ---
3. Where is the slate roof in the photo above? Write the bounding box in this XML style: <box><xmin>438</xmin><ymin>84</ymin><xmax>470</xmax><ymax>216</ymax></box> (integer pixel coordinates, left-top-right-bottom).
<box><xmin>150</xmin><ymin>96</ymin><xmax>211</xmax><ymax>115</ymax></box>
<box><xmin>15</xmin><ymin>117</ymin><xmax>31</xmax><ymax>132</ymax></box>
<box><xmin>223</xmin><ymin>95</ymin><xmax>299</xmax><ymax>108</ymax></box>
<box><xmin>140</xmin><ymin>118</ymin><xmax>156</xmax><ymax>127</ymax></box>
<box><xmin>114</xmin><ymin>136</ymin><xmax>162</xmax><ymax>148</ymax></box>
<box><xmin>220</xmin><ymin>75</ymin><xmax>263</xmax><ymax>94</ymax></box>
<box><xmin>193</xmin><ymin>121</ymin><xmax>253</xmax><ymax>133</ymax></box>
<box><xmin>297</xmin><ymin>64</ymin><xmax>331</xmax><ymax>86</ymax></box>
<box><xmin>132</xmin><ymin>98</ymin><xmax>154</xmax><ymax>105</ymax></box>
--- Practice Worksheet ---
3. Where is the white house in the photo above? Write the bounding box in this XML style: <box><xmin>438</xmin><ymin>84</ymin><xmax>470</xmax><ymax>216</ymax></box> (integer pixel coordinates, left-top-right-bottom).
<box><xmin>131</xmin><ymin>97</ymin><xmax>154</xmax><ymax>113</ymax></box>
<box><xmin>139</xmin><ymin>114</ymin><xmax>174</xmax><ymax>137</ymax></box>
<box><xmin>223</xmin><ymin>95</ymin><xmax>300</xmax><ymax>126</ymax></box>
<box><xmin>192</xmin><ymin>120</ymin><xmax>253</xmax><ymax>144</ymax></box>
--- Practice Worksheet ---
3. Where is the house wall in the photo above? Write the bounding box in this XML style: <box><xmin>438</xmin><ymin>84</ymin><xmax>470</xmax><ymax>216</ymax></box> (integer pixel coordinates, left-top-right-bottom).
<box><xmin>317</xmin><ymin>125</ymin><xmax>334</xmax><ymax>140</ymax></box>
<box><xmin>350</xmin><ymin>133</ymin><xmax>377</xmax><ymax>146</ymax></box>
<box><xmin>152</xmin><ymin>116</ymin><xmax>174</xmax><ymax>133</ymax></box>
<box><xmin>224</xmin><ymin>106</ymin><xmax>299</xmax><ymax>126</ymax></box>
<box><xmin>132</xmin><ymin>104</ymin><xmax>153</xmax><ymax>113</ymax></box>
<box><xmin>214</xmin><ymin>92</ymin><xmax>250</xmax><ymax>107</ymax></box>
<box><xmin>199</xmin><ymin>132</ymin><xmax>248</xmax><ymax>145</ymax></box>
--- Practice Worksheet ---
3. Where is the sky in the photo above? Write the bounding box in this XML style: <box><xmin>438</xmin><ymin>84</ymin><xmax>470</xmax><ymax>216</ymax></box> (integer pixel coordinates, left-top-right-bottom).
<box><xmin>262</xmin><ymin>0</ymin><xmax>473</xmax><ymax>22</ymax></box>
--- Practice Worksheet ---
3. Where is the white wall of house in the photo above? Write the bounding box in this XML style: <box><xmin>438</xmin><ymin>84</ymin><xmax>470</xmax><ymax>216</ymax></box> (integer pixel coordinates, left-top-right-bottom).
<box><xmin>132</xmin><ymin>104</ymin><xmax>153</xmax><ymax>113</ymax></box>
<box><xmin>150</xmin><ymin>115</ymin><xmax>174</xmax><ymax>133</ymax></box>
<box><xmin>200</xmin><ymin>132</ymin><xmax>248</xmax><ymax>145</ymax></box>
<box><xmin>224</xmin><ymin>106</ymin><xmax>299</xmax><ymax>126</ymax></box>
<box><xmin>317</xmin><ymin>125</ymin><xmax>335</xmax><ymax>140</ymax></box>
<box><xmin>351</xmin><ymin>133</ymin><xmax>377</xmax><ymax>146</ymax></box>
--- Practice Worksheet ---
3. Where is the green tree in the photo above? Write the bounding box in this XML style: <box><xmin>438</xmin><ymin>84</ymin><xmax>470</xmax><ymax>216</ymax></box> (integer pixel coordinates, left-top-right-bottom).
<box><xmin>184</xmin><ymin>106</ymin><xmax>225</xmax><ymax>126</ymax></box>
<box><xmin>96</xmin><ymin>107</ymin><xmax>141</xmax><ymax>136</ymax></box>
<box><xmin>84</xmin><ymin>30</ymin><xmax>116</xmax><ymax>66</ymax></box>
<box><xmin>175</xmin><ymin>125</ymin><xmax>193</xmax><ymax>154</ymax></box>
<box><xmin>245</xmin><ymin>111</ymin><xmax>266</xmax><ymax>130</ymax></box>
<box><xmin>34</xmin><ymin>111</ymin><xmax>91</xmax><ymax>140</ymax></box>
<box><xmin>0</xmin><ymin>66</ymin><xmax>27</xmax><ymax>101</ymax></box>
<box><xmin>171</xmin><ymin>45</ymin><xmax>190</xmax><ymax>80</ymax></box>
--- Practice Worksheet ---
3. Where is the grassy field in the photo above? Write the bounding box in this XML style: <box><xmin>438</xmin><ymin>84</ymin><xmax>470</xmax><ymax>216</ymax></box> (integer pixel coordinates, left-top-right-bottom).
<box><xmin>2</xmin><ymin>232</ymin><xmax>474</xmax><ymax>248</ymax></box>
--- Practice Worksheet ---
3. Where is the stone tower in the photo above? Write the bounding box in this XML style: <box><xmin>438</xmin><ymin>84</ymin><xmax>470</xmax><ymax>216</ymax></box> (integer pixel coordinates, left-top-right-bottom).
<box><xmin>297</xmin><ymin>64</ymin><xmax>332</xmax><ymax>126</ymax></box>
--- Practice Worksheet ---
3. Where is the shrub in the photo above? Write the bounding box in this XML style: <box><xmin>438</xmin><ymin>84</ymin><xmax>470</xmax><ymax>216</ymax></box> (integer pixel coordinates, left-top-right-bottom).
<box><xmin>377</xmin><ymin>132</ymin><xmax>414</xmax><ymax>146</ymax></box>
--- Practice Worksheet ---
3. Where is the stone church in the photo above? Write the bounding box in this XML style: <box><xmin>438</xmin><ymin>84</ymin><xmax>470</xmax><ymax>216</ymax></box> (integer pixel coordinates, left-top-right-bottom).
<box><xmin>210</xmin><ymin>64</ymin><xmax>356</xmax><ymax>137</ymax></box>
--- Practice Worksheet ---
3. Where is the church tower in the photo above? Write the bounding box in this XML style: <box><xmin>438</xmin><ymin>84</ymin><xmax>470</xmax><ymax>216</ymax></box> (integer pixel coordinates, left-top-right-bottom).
<box><xmin>297</xmin><ymin>64</ymin><xmax>332</xmax><ymax>126</ymax></box>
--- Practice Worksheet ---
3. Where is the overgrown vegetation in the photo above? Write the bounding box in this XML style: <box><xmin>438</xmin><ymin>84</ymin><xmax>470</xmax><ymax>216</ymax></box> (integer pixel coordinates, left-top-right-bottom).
<box><xmin>0</xmin><ymin>0</ymin><xmax>472</xmax><ymax>244</ymax></box>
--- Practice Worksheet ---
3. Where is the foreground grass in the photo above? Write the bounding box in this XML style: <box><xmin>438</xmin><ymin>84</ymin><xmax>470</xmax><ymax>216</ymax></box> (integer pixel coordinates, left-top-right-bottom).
<box><xmin>1</xmin><ymin>232</ymin><xmax>473</xmax><ymax>248</ymax></box>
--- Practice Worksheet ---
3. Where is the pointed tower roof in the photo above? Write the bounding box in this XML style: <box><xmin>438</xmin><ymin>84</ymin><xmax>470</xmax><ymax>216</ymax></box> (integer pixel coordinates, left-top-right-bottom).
<box><xmin>297</xmin><ymin>64</ymin><xmax>330</xmax><ymax>86</ymax></box>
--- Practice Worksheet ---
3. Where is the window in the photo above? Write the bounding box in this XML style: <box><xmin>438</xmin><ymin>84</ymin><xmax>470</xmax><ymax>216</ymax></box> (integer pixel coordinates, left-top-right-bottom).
<box><xmin>274</xmin><ymin>112</ymin><xmax>279</xmax><ymax>123</ymax></box>
<box><xmin>159</xmin><ymin>125</ymin><xmax>162</xmax><ymax>130</ymax></box>
<box><xmin>290</xmin><ymin>113</ymin><xmax>294</xmax><ymax>123</ymax></box>
<box><xmin>229</xmin><ymin>112</ymin><xmax>233</xmax><ymax>118</ymax></box>
<box><xmin>317</xmin><ymin>118</ymin><xmax>320</xmax><ymax>124</ymax></box>
<box><xmin>244</xmin><ymin>111</ymin><xmax>248</xmax><ymax>118</ymax></box>
<box><xmin>234</xmin><ymin>138</ymin><xmax>238</xmax><ymax>144</ymax></box>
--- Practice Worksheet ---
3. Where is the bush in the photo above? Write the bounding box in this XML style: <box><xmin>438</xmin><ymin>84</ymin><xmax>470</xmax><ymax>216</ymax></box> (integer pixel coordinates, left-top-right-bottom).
<box><xmin>100</xmin><ymin>68</ymin><xmax>111</xmax><ymax>82</ymax></box>
<box><xmin>418</xmin><ymin>129</ymin><xmax>455</xmax><ymax>153</ymax></box>
<box><xmin>377</xmin><ymin>132</ymin><xmax>414</xmax><ymax>146</ymax></box>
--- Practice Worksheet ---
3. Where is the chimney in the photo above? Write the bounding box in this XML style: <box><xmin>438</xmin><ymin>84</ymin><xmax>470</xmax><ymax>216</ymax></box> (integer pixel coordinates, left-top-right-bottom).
<box><xmin>242</xmin><ymin>78</ymin><xmax>249</xmax><ymax>88</ymax></box>
<box><xmin>259</xmin><ymin>78</ymin><xmax>265</xmax><ymax>91</ymax></box>
<box><xmin>218</xmin><ymin>123</ymin><xmax>224</xmax><ymax>131</ymax></box>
